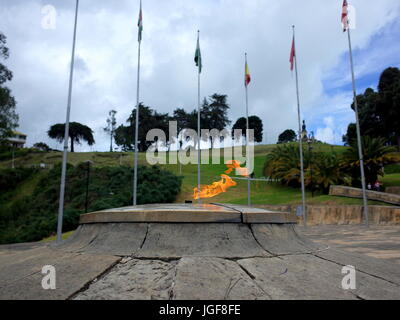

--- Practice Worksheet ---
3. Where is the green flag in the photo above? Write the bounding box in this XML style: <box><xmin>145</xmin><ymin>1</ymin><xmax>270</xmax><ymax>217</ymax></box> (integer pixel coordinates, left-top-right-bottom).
<box><xmin>194</xmin><ymin>33</ymin><xmax>202</xmax><ymax>73</ymax></box>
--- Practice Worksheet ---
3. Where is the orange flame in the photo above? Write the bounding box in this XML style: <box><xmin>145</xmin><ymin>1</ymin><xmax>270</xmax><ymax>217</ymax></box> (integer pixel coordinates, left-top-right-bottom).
<box><xmin>193</xmin><ymin>160</ymin><xmax>249</xmax><ymax>200</ymax></box>
<box><xmin>224</xmin><ymin>160</ymin><xmax>249</xmax><ymax>177</ymax></box>
<box><xmin>193</xmin><ymin>174</ymin><xmax>237</xmax><ymax>200</ymax></box>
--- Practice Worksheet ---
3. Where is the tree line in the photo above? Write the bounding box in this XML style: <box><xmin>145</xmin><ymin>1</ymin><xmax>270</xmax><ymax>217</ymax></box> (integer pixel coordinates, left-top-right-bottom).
<box><xmin>43</xmin><ymin>68</ymin><xmax>400</xmax><ymax>153</ymax></box>
<box><xmin>113</xmin><ymin>93</ymin><xmax>263</xmax><ymax>152</ymax></box>
<box><xmin>46</xmin><ymin>94</ymin><xmax>264</xmax><ymax>152</ymax></box>
<box><xmin>343</xmin><ymin>67</ymin><xmax>400</xmax><ymax>150</ymax></box>
<box><xmin>0</xmin><ymin>32</ymin><xmax>18</xmax><ymax>143</ymax></box>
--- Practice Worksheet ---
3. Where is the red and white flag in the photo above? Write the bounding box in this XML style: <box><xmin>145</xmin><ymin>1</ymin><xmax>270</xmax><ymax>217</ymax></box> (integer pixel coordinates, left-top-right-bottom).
<box><xmin>341</xmin><ymin>0</ymin><xmax>349</xmax><ymax>32</ymax></box>
<box><xmin>289</xmin><ymin>36</ymin><xmax>295</xmax><ymax>71</ymax></box>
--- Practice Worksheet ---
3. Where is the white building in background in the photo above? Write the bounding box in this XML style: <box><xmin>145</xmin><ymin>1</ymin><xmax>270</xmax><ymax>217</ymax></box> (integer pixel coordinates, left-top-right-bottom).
<box><xmin>6</xmin><ymin>130</ymin><xmax>27</xmax><ymax>148</ymax></box>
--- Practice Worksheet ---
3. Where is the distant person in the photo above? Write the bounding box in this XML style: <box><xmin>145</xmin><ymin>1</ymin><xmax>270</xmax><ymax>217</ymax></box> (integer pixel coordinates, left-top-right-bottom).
<box><xmin>367</xmin><ymin>183</ymin><xmax>372</xmax><ymax>190</ymax></box>
<box><xmin>374</xmin><ymin>181</ymin><xmax>382</xmax><ymax>192</ymax></box>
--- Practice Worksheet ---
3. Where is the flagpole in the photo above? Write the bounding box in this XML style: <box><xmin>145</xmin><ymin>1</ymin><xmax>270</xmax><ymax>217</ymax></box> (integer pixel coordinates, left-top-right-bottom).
<box><xmin>347</xmin><ymin>26</ymin><xmax>369</xmax><ymax>226</ymax></box>
<box><xmin>56</xmin><ymin>0</ymin><xmax>79</xmax><ymax>243</ymax></box>
<box><xmin>292</xmin><ymin>25</ymin><xmax>307</xmax><ymax>226</ymax></box>
<box><xmin>245</xmin><ymin>53</ymin><xmax>251</xmax><ymax>207</ymax></box>
<box><xmin>133</xmin><ymin>0</ymin><xmax>142</xmax><ymax>206</ymax></box>
<box><xmin>197</xmin><ymin>30</ymin><xmax>201</xmax><ymax>204</ymax></box>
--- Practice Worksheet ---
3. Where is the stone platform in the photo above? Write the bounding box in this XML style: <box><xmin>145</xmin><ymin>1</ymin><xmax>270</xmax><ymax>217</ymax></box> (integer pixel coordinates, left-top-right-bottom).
<box><xmin>79</xmin><ymin>203</ymin><xmax>297</xmax><ymax>224</ymax></box>
<box><xmin>0</xmin><ymin>204</ymin><xmax>399</xmax><ymax>300</ymax></box>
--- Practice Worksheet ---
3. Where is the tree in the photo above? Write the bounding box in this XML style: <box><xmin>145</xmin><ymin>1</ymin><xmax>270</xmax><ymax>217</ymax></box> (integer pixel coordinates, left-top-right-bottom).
<box><xmin>344</xmin><ymin>68</ymin><xmax>400</xmax><ymax>150</ymax></box>
<box><xmin>171</xmin><ymin>108</ymin><xmax>197</xmax><ymax>150</ymax></box>
<box><xmin>378</xmin><ymin>67</ymin><xmax>400</xmax><ymax>92</ymax></box>
<box><xmin>48</xmin><ymin>122</ymin><xmax>95</xmax><ymax>152</ymax></box>
<box><xmin>341</xmin><ymin>136</ymin><xmax>400</xmax><ymax>187</ymax></box>
<box><xmin>0</xmin><ymin>32</ymin><xmax>18</xmax><ymax>143</ymax></box>
<box><xmin>171</xmin><ymin>94</ymin><xmax>232</xmax><ymax>150</ymax></box>
<box><xmin>350</xmin><ymin>88</ymin><xmax>383</xmax><ymax>140</ymax></box>
<box><xmin>263</xmin><ymin>144</ymin><xmax>308</xmax><ymax>188</ymax></box>
<box><xmin>307</xmin><ymin>152</ymin><xmax>349</xmax><ymax>194</ymax></box>
<box><xmin>202</xmin><ymin>94</ymin><xmax>231</xmax><ymax>148</ymax></box>
<box><xmin>277</xmin><ymin>129</ymin><xmax>296</xmax><ymax>144</ymax></box>
<box><xmin>377</xmin><ymin>67</ymin><xmax>400</xmax><ymax>149</ymax></box>
<box><xmin>171</xmin><ymin>107</ymin><xmax>204</xmax><ymax>150</ymax></box>
<box><xmin>104</xmin><ymin>110</ymin><xmax>117</xmax><ymax>152</ymax></box>
<box><xmin>342</xmin><ymin>123</ymin><xmax>356</xmax><ymax>146</ymax></box>
<box><xmin>263</xmin><ymin>144</ymin><xmax>349</xmax><ymax>194</ymax></box>
<box><xmin>33</xmin><ymin>142</ymin><xmax>50</xmax><ymax>152</ymax></box>
<box><xmin>232</xmin><ymin>116</ymin><xmax>263</xmax><ymax>143</ymax></box>
<box><xmin>250</xmin><ymin>116</ymin><xmax>264</xmax><ymax>143</ymax></box>
<box><xmin>114</xmin><ymin>104</ymin><xmax>170</xmax><ymax>152</ymax></box>
<box><xmin>114</xmin><ymin>124</ymin><xmax>132</xmax><ymax>152</ymax></box>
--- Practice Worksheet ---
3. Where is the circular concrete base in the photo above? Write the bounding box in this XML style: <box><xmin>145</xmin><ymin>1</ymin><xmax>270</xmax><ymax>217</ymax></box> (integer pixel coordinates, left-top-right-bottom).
<box><xmin>1</xmin><ymin>204</ymin><xmax>399</xmax><ymax>300</ymax></box>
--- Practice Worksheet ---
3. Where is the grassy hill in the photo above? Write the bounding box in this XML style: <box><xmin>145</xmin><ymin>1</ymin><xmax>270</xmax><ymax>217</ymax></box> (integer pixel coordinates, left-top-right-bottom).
<box><xmin>1</xmin><ymin>143</ymin><xmax>399</xmax><ymax>207</ymax></box>
<box><xmin>2</xmin><ymin>143</ymin><xmax>400</xmax><ymax>243</ymax></box>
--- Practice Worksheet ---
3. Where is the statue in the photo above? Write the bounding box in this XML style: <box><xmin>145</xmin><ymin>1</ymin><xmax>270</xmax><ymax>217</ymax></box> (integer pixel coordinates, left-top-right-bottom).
<box><xmin>301</xmin><ymin>120</ymin><xmax>308</xmax><ymax>142</ymax></box>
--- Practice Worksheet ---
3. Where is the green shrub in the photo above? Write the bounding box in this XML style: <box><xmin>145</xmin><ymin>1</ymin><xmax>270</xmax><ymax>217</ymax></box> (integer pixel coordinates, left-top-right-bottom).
<box><xmin>0</xmin><ymin>148</ymin><xmax>44</xmax><ymax>161</ymax></box>
<box><xmin>63</xmin><ymin>209</ymin><xmax>82</xmax><ymax>231</ymax></box>
<box><xmin>0</xmin><ymin>163</ymin><xmax>182</xmax><ymax>244</ymax></box>
<box><xmin>264</xmin><ymin>139</ymin><xmax>400</xmax><ymax>192</ymax></box>
<box><xmin>0</xmin><ymin>168</ymin><xmax>37</xmax><ymax>193</ymax></box>
<box><xmin>9</xmin><ymin>197</ymin><xmax>31</xmax><ymax>221</ymax></box>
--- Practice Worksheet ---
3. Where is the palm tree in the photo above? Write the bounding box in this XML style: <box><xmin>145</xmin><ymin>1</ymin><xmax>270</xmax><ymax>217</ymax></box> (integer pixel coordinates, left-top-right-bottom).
<box><xmin>341</xmin><ymin>136</ymin><xmax>400</xmax><ymax>186</ymax></box>
<box><xmin>48</xmin><ymin>122</ymin><xmax>95</xmax><ymax>152</ymax></box>
<box><xmin>307</xmin><ymin>152</ymin><xmax>350</xmax><ymax>193</ymax></box>
<box><xmin>263</xmin><ymin>144</ymin><xmax>349</xmax><ymax>194</ymax></box>
<box><xmin>263</xmin><ymin>144</ymin><xmax>309</xmax><ymax>187</ymax></box>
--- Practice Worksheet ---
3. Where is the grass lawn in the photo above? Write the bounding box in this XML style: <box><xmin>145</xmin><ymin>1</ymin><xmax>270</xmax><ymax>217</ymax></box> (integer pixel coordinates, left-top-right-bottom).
<box><xmin>0</xmin><ymin>151</ymin><xmax>145</xmax><ymax>169</ymax></box>
<box><xmin>157</xmin><ymin>147</ymin><xmax>391</xmax><ymax>206</ymax></box>
<box><xmin>2</xmin><ymin>144</ymin><xmax>398</xmax><ymax>208</ymax></box>
<box><xmin>3</xmin><ymin>144</ymin><xmax>398</xmax><ymax>243</ymax></box>
<box><xmin>41</xmin><ymin>231</ymin><xmax>75</xmax><ymax>242</ymax></box>
<box><xmin>381</xmin><ymin>173</ymin><xmax>400</xmax><ymax>187</ymax></box>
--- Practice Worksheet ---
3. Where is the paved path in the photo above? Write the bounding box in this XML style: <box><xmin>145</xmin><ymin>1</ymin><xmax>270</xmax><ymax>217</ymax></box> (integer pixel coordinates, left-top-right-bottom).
<box><xmin>0</xmin><ymin>204</ymin><xmax>399</xmax><ymax>300</ymax></box>
<box><xmin>298</xmin><ymin>225</ymin><xmax>400</xmax><ymax>265</ymax></box>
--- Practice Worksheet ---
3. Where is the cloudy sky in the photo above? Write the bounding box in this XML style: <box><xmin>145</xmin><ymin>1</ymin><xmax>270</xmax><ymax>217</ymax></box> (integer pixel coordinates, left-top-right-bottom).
<box><xmin>1</xmin><ymin>0</ymin><xmax>399</xmax><ymax>151</ymax></box>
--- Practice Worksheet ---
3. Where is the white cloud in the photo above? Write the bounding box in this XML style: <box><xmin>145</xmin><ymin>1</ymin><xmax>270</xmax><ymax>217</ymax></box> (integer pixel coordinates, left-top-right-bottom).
<box><xmin>315</xmin><ymin>116</ymin><xmax>344</xmax><ymax>145</ymax></box>
<box><xmin>0</xmin><ymin>0</ymin><xmax>399</xmax><ymax>151</ymax></box>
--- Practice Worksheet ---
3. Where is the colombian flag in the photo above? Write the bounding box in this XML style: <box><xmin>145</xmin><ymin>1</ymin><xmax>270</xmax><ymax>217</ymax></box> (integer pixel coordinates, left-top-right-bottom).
<box><xmin>245</xmin><ymin>61</ymin><xmax>251</xmax><ymax>87</ymax></box>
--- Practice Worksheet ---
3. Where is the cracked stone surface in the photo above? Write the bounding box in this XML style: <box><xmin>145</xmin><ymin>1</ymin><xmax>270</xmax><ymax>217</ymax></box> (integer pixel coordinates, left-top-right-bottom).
<box><xmin>250</xmin><ymin>224</ymin><xmax>324</xmax><ymax>255</ymax></box>
<box><xmin>237</xmin><ymin>254</ymin><xmax>400</xmax><ymax>300</ymax></box>
<box><xmin>74</xmin><ymin>257</ymin><xmax>271</xmax><ymax>300</ymax></box>
<box><xmin>53</xmin><ymin>223</ymin><xmax>148</xmax><ymax>256</ymax></box>
<box><xmin>299</xmin><ymin>225</ymin><xmax>400</xmax><ymax>266</ymax></box>
<box><xmin>172</xmin><ymin>257</ymin><xmax>270</xmax><ymax>300</ymax></box>
<box><xmin>136</xmin><ymin>223</ymin><xmax>269</xmax><ymax>258</ymax></box>
<box><xmin>74</xmin><ymin>258</ymin><xmax>176</xmax><ymax>300</ymax></box>
<box><xmin>0</xmin><ymin>246</ymin><xmax>120</xmax><ymax>300</ymax></box>
<box><xmin>1</xmin><ymin>214</ymin><xmax>399</xmax><ymax>300</ymax></box>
